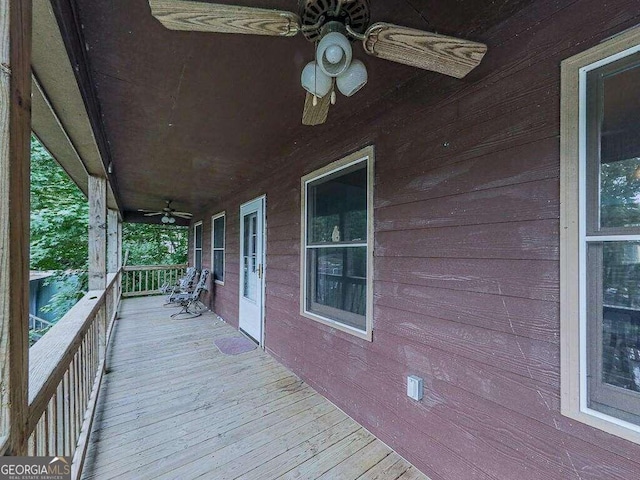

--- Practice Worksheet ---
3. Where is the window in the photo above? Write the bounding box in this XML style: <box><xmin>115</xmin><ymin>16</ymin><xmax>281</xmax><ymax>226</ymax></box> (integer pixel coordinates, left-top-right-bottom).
<box><xmin>211</xmin><ymin>212</ymin><xmax>225</xmax><ymax>284</ymax></box>
<box><xmin>561</xmin><ymin>26</ymin><xmax>640</xmax><ymax>443</ymax></box>
<box><xmin>193</xmin><ymin>221</ymin><xmax>203</xmax><ymax>271</ymax></box>
<box><xmin>301</xmin><ymin>146</ymin><xmax>374</xmax><ymax>340</ymax></box>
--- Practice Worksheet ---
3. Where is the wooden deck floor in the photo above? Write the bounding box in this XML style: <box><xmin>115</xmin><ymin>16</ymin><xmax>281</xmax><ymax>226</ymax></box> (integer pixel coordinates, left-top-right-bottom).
<box><xmin>81</xmin><ymin>296</ymin><xmax>428</xmax><ymax>480</ymax></box>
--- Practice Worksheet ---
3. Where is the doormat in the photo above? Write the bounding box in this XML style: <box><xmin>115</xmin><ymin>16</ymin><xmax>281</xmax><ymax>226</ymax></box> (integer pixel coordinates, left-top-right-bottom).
<box><xmin>214</xmin><ymin>336</ymin><xmax>257</xmax><ymax>355</ymax></box>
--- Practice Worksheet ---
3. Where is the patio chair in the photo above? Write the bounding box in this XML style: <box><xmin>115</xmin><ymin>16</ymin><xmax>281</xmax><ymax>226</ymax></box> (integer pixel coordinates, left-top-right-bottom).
<box><xmin>171</xmin><ymin>269</ymin><xmax>210</xmax><ymax>318</ymax></box>
<box><xmin>164</xmin><ymin>267</ymin><xmax>199</xmax><ymax>304</ymax></box>
<box><xmin>159</xmin><ymin>266</ymin><xmax>196</xmax><ymax>295</ymax></box>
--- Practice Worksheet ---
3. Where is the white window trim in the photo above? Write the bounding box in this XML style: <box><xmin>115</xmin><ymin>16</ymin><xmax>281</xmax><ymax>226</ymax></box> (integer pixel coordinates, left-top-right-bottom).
<box><xmin>211</xmin><ymin>212</ymin><xmax>226</xmax><ymax>286</ymax></box>
<box><xmin>300</xmin><ymin>145</ymin><xmax>374</xmax><ymax>342</ymax></box>
<box><xmin>560</xmin><ymin>25</ymin><xmax>640</xmax><ymax>444</ymax></box>
<box><xmin>193</xmin><ymin>221</ymin><xmax>203</xmax><ymax>270</ymax></box>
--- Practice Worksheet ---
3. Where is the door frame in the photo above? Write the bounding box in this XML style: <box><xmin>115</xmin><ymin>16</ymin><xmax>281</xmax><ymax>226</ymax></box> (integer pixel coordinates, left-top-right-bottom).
<box><xmin>238</xmin><ymin>195</ymin><xmax>266</xmax><ymax>347</ymax></box>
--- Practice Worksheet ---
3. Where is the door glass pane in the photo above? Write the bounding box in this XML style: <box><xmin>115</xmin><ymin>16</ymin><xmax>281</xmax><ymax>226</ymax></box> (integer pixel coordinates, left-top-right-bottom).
<box><xmin>307</xmin><ymin>164</ymin><xmax>367</xmax><ymax>244</ymax></box>
<box><xmin>213</xmin><ymin>217</ymin><xmax>225</xmax><ymax>249</ymax></box>
<box><xmin>243</xmin><ymin>212</ymin><xmax>258</xmax><ymax>301</ymax></box>
<box><xmin>598</xmin><ymin>60</ymin><xmax>640</xmax><ymax>228</ymax></box>
<box><xmin>306</xmin><ymin>246</ymin><xmax>366</xmax><ymax>330</ymax></box>
<box><xmin>601</xmin><ymin>241</ymin><xmax>640</xmax><ymax>392</ymax></box>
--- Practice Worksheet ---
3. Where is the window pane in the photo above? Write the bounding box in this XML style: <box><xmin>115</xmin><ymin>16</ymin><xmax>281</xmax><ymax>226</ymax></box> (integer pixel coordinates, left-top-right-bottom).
<box><xmin>213</xmin><ymin>250</ymin><xmax>224</xmax><ymax>283</ymax></box>
<box><xmin>195</xmin><ymin>250</ymin><xmax>202</xmax><ymax>271</ymax></box>
<box><xmin>597</xmin><ymin>59</ymin><xmax>640</xmax><ymax>228</ymax></box>
<box><xmin>601</xmin><ymin>241</ymin><xmax>640</xmax><ymax>391</ymax></box>
<box><xmin>589</xmin><ymin>241</ymin><xmax>640</xmax><ymax>423</ymax></box>
<box><xmin>213</xmin><ymin>216</ymin><xmax>225</xmax><ymax>249</ymax></box>
<box><xmin>195</xmin><ymin>224</ymin><xmax>203</xmax><ymax>248</ymax></box>
<box><xmin>306</xmin><ymin>246</ymin><xmax>366</xmax><ymax>331</ymax></box>
<box><xmin>307</xmin><ymin>163</ymin><xmax>367</xmax><ymax>244</ymax></box>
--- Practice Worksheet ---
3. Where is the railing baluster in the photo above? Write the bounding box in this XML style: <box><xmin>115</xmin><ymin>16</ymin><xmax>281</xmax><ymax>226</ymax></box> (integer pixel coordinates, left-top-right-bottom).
<box><xmin>56</xmin><ymin>384</ymin><xmax>63</xmax><ymax>456</ymax></box>
<box><xmin>62</xmin><ymin>372</ymin><xmax>69</xmax><ymax>456</ymax></box>
<box><xmin>47</xmin><ymin>397</ymin><xmax>54</xmax><ymax>456</ymax></box>
<box><xmin>28</xmin><ymin>428</ymin><xmax>35</xmax><ymax>456</ymax></box>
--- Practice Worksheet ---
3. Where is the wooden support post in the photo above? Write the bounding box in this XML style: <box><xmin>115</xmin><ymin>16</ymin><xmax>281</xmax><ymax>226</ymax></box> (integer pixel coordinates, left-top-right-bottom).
<box><xmin>0</xmin><ymin>0</ymin><xmax>32</xmax><ymax>456</ymax></box>
<box><xmin>117</xmin><ymin>220</ymin><xmax>122</xmax><ymax>270</ymax></box>
<box><xmin>107</xmin><ymin>209</ymin><xmax>118</xmax><ymax>274</ymax></box>
<box><xmin>88</xmin><ymin>176</ymin><xmax>107</xmax><ymax>290</ymax></box>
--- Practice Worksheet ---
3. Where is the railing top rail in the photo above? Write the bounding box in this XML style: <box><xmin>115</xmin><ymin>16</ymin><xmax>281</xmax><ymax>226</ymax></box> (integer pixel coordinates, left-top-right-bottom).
<box><xmin>123</xmin><ymin>264</ymin><xmax>187</xmax><ymax>272</ymax></box>
<box><xmin>27</xmin><ymin>269</ymin><xmax>122</xmax><ymax>435</ymax></box>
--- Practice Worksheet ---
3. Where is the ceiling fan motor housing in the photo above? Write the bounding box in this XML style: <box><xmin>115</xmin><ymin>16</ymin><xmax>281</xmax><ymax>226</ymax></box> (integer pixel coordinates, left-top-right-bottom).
<box><xmin>299</xmin><ymin>0</ymin><xmax>370</xmax><ymax>42</ymax></box>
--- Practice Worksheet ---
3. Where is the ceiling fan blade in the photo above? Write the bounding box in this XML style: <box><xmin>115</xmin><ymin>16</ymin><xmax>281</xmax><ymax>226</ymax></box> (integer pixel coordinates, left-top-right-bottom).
<box><xmin>302</xmin><ymin>92</ymin><xmax>330</xmax><ymax>126</ymax></box>
<box><xmin>362</xmin><ymin>23</ymin><xmax>487</xmax><ymax>79</ymax></box>
<box><xmin>173</xmin><ymin>212</ymin><xmax>193</xmax><ymax>218</ymax></box>
<box><xmin>149</xmin><ymin>1</ymin><xmax>301</xmax><ymax>37</ymax></box>
<box><xmin>144</xmin><ymin>212</ymin><xmax>164</xmax><ymax>216</ymax></box>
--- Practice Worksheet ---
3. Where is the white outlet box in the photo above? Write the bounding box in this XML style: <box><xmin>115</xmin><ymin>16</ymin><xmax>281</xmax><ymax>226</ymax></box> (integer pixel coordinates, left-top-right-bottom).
<box><xmin>407</xmin><ymin>375</ymin><xmax>423</xmax><ymax>401</ymax></box>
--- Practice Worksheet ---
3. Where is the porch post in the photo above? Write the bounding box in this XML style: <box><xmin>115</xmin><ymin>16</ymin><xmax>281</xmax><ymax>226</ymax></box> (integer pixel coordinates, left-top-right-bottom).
<box><xmin>117</xmin><ymin>220</ymin><xmax>122</xmax><ymax>270</ymax></box>
<box><xmin>0</xmin><ymin>0</ymin><xmax>32</xmax><ymax>455</ymax></box>
<box><xmin>107</xmin><ymin>209</ymin><xmax>118</xmax><ymax>274</ymax></box>
<box><xmin>88</xmin><ymin>175</ymin><xmax>107</xmax><ymax>290</ymax></box>
<box><xmin>88</xmin><ymin>176</ymin><xmax>107</xmax><ymax>362</ymax></box>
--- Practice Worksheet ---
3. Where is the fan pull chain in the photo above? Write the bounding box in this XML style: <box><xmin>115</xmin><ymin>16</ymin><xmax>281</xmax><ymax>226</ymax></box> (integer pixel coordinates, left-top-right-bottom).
<box><xmin>331</xmin><ymin>78</ymin><xmax>337</xmax><ymax>105</ymax></box>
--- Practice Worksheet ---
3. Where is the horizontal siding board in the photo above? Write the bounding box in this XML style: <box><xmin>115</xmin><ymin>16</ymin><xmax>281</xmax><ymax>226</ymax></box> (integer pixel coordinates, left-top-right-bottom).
<box><xmin>375</xmin><ymin>220</ymin><xmax>559</xmax><ymax>261</ymax></box>
<box><xmin>375</xmin><ymin>137</ymin><xmax>559</xmax><ymax>209</ymax></box>
<box><xmin>372</xmin><ymin>303</ymin><xmax>559</xmax><ymax>385</ymax></box>
<box><xmin>375</xmin><ymin>257</ymin><xmax>559</xmax><ymax>302</ymax></box>
<box><xmin>376</xmin><ymin>179</ymin><xmax>559</xmax><ymax>231</ymax></box>
<box><xmin>374</xmin><ymin>280</ymin><xmax>559</xmax><ymax>343</ymax></box>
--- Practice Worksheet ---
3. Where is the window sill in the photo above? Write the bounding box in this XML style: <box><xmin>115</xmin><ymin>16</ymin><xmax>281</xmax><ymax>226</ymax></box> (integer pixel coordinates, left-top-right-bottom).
<box><xmin>300</xmin><ymin>309</ymin><xmax>372</xmax><ymax>342</ymax></box>
<box><xmin>562</xmin><ymin>404</ymin><xmax>640</xmax><ymax>445</ymax></box>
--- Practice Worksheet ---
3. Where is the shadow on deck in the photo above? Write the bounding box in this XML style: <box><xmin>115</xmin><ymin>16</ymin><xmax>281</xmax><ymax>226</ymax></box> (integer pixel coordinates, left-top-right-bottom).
<box><xmin>81</xmin><ymin>297</ymin><xmax>427</xmax><ymax>480</ymax></box>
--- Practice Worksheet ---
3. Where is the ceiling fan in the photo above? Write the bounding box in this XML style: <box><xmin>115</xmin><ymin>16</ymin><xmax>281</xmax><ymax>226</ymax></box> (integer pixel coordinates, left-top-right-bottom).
<box><xmin>138</xmin><ymin>200</ymin><xmax>193</xmax><ymax>224</ymax></box>
<box><xmin>149</xmin><ymin>0</ymin><xmax>487</xmax><ymax>126</ymax></box>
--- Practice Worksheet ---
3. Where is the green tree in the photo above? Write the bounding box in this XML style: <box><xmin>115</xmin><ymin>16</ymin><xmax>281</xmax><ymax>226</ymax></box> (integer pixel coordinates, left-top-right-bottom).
<box><xmin>30</xmin><ymin>137</ymin><xmax>88</xmax><ymax>271</ymax></box>
<box><xmin>122</xmin><ymin>223</ymin><xmax>188</xmax><ymax>266</ymax></box>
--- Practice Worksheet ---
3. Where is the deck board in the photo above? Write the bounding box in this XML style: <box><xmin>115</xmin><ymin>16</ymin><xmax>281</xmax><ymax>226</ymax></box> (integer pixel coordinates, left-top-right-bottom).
<box><xmin>81</xmin><ymin>297</ymin><xmax>429</xmax><ymax>480</ymax></box>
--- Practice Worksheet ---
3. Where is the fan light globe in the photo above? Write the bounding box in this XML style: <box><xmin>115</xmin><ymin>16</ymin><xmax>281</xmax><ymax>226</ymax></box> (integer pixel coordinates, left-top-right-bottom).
<box><xmin>301</xmin><ymin>61</ymin><xmax>332</xmax><ymax>98</ymax></box>
<box><xmin>162</xmin><ymin>215</ymin><xmax>170</xmax><ymax>224</ymax></box>
<box><xmin>325</xmin><ymin>45</ymin><xmax>344</xmax><ymax>64</ymax></box>
<box><xmin>337</xmin><ymin>59</ymin><xmax>368</xmax><ymax>97</ymax></box>
<box><xmin>317</xmin><ymin>32</ymin><xmax>352</xmax><ymax>77</ymax></box>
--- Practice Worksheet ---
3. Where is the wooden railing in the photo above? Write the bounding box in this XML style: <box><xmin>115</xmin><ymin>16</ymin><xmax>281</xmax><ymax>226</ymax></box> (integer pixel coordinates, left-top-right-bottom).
<box><xmin>27</xmin><ymin>270</ymin><xmax>121</xmax><ymax>479</ymax></box>
<box><xmin>122</xmin><ymin>264</ymin><xmax>187</xmax><ymax>297</ymax></box>
<box><xmin>29</xmin><ymin>314</ymin><xmax>54</xmax><ymax>331</ymax></box>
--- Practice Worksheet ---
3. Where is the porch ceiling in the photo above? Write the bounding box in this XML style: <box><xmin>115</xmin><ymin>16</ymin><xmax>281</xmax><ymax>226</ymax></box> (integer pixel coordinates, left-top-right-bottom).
<box><xmin>67</xmin><ymin>0</ymin><xmax>533</xmax><ymax>217</ymax></box>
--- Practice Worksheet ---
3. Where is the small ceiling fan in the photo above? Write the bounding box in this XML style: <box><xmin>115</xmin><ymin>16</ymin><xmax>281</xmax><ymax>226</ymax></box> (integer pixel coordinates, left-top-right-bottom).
<box><xmin>149</xmin><ymin>0</ymin><xmax>487</xmax><ymax>126</ymax></box>
<box><xmin>138</xmin><ymin>200</ymin><xmax>193</xmax><ymax>224</ymax></box>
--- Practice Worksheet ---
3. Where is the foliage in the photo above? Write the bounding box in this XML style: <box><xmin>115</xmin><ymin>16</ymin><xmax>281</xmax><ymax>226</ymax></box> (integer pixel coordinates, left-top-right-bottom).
<box><xmin>122</xmin><ymin>223</ymin><xmax>188</xmax><ymax>266</ymax></box>
<box><xmin>30</xmin><ymin>138</ymin><xmax>89</xmax><ymax>320</ymax></box>
<box><xmin>30</xmin><ymin>137</ymin><xmax>89</xmax><ymax>271</ymax></box>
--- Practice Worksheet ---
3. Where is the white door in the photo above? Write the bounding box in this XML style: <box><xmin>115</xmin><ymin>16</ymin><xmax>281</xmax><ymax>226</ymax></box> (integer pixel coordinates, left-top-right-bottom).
<box><xmin>239</xmin><ymin>196</ymin><xmax>265</xmax><ymax>343</ymax></box>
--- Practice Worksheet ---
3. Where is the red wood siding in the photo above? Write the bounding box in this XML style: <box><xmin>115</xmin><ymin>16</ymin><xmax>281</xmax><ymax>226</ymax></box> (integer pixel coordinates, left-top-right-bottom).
<box><xmin>188</xmin><ymin>1</ymin><xmax>640</xmax><ymax>478</ymax></box>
